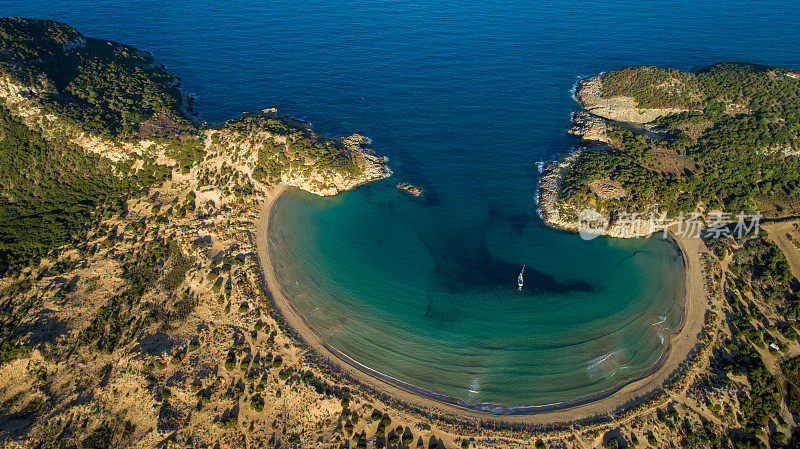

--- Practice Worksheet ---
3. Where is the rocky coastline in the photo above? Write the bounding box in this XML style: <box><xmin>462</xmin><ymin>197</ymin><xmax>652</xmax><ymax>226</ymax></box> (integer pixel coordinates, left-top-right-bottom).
<box><xmin>538</xmin><ymin>75</ymin><xmax>680</xmax><ymax>238</ymax></box>
<box><xmin>537</xmin><ymin>149</ymin><xmax>584</xmax><ymax>233</ymax></box>
<box><xmin>281</xmin><ymin>130</ymin><xmax>391</xmax><ymax>196</ymax></box>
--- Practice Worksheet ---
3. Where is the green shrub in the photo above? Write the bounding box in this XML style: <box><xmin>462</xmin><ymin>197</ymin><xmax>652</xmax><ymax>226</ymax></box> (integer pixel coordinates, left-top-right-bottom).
<box><xmin>250</xmin><ymin>395</ymin><xmax>264</xmax><ymax>412</ymax></box>
<box><xmin>171</xmin><ymin>352</ymin><xmax>185</xmax><ymax>364</ymax></box>
<box><xmin>218</xmin><ymin>415</ymin><xmax>238</xmax><ymax>428</ymax></box>
<box><xmin>224</xmin><ymin>351</ymin><xmax>236</xmax><ymax>370</ymax></box>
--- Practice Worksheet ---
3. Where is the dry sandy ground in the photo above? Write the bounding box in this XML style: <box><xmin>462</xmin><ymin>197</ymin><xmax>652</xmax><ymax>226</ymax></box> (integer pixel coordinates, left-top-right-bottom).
<box><xmin>256</xmin><ymin>187</ymin><xmax>711</xmax><ymax>427</ymax></box>
<box><xmin>764</xmin><ymin>221</ymin><xmax>800</xmax><ymax>279</ymax></box>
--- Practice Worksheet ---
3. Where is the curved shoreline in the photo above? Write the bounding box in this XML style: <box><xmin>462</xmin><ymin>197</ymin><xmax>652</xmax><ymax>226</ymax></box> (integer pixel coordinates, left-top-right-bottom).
<box><xmin>254</xmin><ymin>185</ymin><xmax>708</xmax><ymax>424</ymax></box>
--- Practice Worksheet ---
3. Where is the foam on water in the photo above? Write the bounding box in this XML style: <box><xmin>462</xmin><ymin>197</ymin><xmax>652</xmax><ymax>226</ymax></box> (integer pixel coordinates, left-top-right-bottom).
<box><xmin>586</xmin><ymin>349</ymin><xmax>626</xmax><ymax>381</ymax></box>
<box><xmin>570</xmin><ymin>75</ymin><xmax>589</xmax><ymax>102</ymax></box>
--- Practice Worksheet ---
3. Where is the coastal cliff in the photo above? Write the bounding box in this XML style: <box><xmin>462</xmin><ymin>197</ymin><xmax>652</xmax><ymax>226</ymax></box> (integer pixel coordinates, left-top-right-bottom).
<box><xmin>281</xmin><ymin>133</ymin><xmax>390</xmax><ymax>196</ymax></box>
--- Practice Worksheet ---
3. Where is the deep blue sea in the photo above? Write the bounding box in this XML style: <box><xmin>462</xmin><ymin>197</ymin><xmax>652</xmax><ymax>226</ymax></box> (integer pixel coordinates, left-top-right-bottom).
<box><xmin>6</xmin><ymin>0</ymin><xmax>799</xmax><ymax>406</ymax></box>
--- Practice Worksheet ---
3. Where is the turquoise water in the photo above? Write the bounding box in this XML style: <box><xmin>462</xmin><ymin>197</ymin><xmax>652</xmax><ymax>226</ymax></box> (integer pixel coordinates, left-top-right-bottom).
<box><xmin>270</xmin><ymin>189</ymin><xmax>684</xmax><ymax>405</ymax></box>
<box><xmin>6</xmin><ymin>0</ymin><xmax>799</xmax><ymax>405</ymax></box>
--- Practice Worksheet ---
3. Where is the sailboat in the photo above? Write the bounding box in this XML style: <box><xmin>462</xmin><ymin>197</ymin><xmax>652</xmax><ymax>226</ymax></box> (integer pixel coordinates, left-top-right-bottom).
<box><xmin>517</xmin><ymin>265</ymin><xmax>525</xmax><ymax>291</ymax></box>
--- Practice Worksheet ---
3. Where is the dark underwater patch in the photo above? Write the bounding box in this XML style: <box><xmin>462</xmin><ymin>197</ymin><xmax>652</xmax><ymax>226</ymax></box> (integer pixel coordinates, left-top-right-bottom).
<box><xmin>488</xmin><ymin>198</ymin><xmax>534</xmax><ymax>235</ymax></box>
<box><xmin>420</xmin><ymin>232</ymin><xmax>593</xmax><ymax>297</ymax></box>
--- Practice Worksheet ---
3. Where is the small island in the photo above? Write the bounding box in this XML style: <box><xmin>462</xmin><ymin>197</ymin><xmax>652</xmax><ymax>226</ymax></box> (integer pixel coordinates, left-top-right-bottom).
<box><xmin>396</xmin><ymin>182</ymin><xmax>424</xmax><ymax>196</ymax></box>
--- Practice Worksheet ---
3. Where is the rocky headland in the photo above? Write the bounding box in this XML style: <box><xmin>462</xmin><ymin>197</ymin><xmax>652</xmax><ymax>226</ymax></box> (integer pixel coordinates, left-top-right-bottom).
<box><xmin>573</xmin><ymin>73</ymin><xmax>688</xmax><ymax>124</ymax></box>
<box><xmin>539</xmin><ymin>75</ymin><xmax>679</xmax><ymax>238</ymax></box>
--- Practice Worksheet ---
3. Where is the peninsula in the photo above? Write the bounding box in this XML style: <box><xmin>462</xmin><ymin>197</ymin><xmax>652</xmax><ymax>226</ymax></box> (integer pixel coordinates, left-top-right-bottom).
<box><xmin>540</xmin><ymin>63</ymin><xmax>800</xmax><ymax>235</ymax></box>
<box><xmin>537</xmin><ymin>63</ymin><xmax>800</xmax><ymax>448</ymax></box>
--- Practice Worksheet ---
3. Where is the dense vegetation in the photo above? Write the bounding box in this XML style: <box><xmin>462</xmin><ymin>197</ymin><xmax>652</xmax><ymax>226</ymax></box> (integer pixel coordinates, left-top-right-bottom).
<box><xmin>0</xmin><ymin>17</ymin><xmax>193</xmax><ymax>136</ymax></box>
<box><xmin>600</xmin><ymin>63</ymin><xmax>800</xmax><ymax>115</ymax></box>
<box><xmin>0</xmin><ymin>18</ymin><xmax>195</xmax><ymax>270</ymax></box>
<box><xmin>0</xmin><ymin>106</ymin><xmax>171</xmax><ymax>272</ymax></box>
<box><xmin>600</xmin><ymin>66</ymin><xmax>697</xmax><ymax>109</ymax></box>
<box><xmin>0</xmin><ymin>18</ymin><xmax>369</xmax><ymax>273</ymax></box>
<box><xmin>228</xmin><ymin>114</ymin><xmax>363</xmax><ymax>184</ymax></box>
<box><xmin>564</xmin><ymin>63</ymin><xmax>800</xmax><ymax>220</ymax></box>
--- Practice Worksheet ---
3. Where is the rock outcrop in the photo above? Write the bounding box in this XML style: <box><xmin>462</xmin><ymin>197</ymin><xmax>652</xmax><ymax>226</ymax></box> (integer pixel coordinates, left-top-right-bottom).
<box><xmin>396</xmin><ymin>183</ymin><xmax>424</xmax><ymax>196</ymax></box>
<box><xmin>575</xmin><ymin>74</ymin><xmax>686</xmax><ymax>124</ymax></box>
<box><xmin>281</xmin><ymin>133</ymin><xmax>390</xmax><ymax>196</ymax></box>
<box><xmin>568</xmin><ymin>111</ymin><xmax>610</xmax><ymax>143</ymax></box>
<box><xmin>537</xmin><ymin>149</ymin><xmax>583</xmax><ymax>232</ymax></box>
<box><xmin>539</xmin><ymin>74</ymin><xmax>684</xmax><ymax>238</ymax></box>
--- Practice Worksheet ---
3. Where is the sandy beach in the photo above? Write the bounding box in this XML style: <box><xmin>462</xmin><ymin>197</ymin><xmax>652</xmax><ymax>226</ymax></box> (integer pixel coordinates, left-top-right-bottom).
<box><xmin>254</xmin><ymin>185</ymin><xmax>711</xmax><ymax>426</ymax></box>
